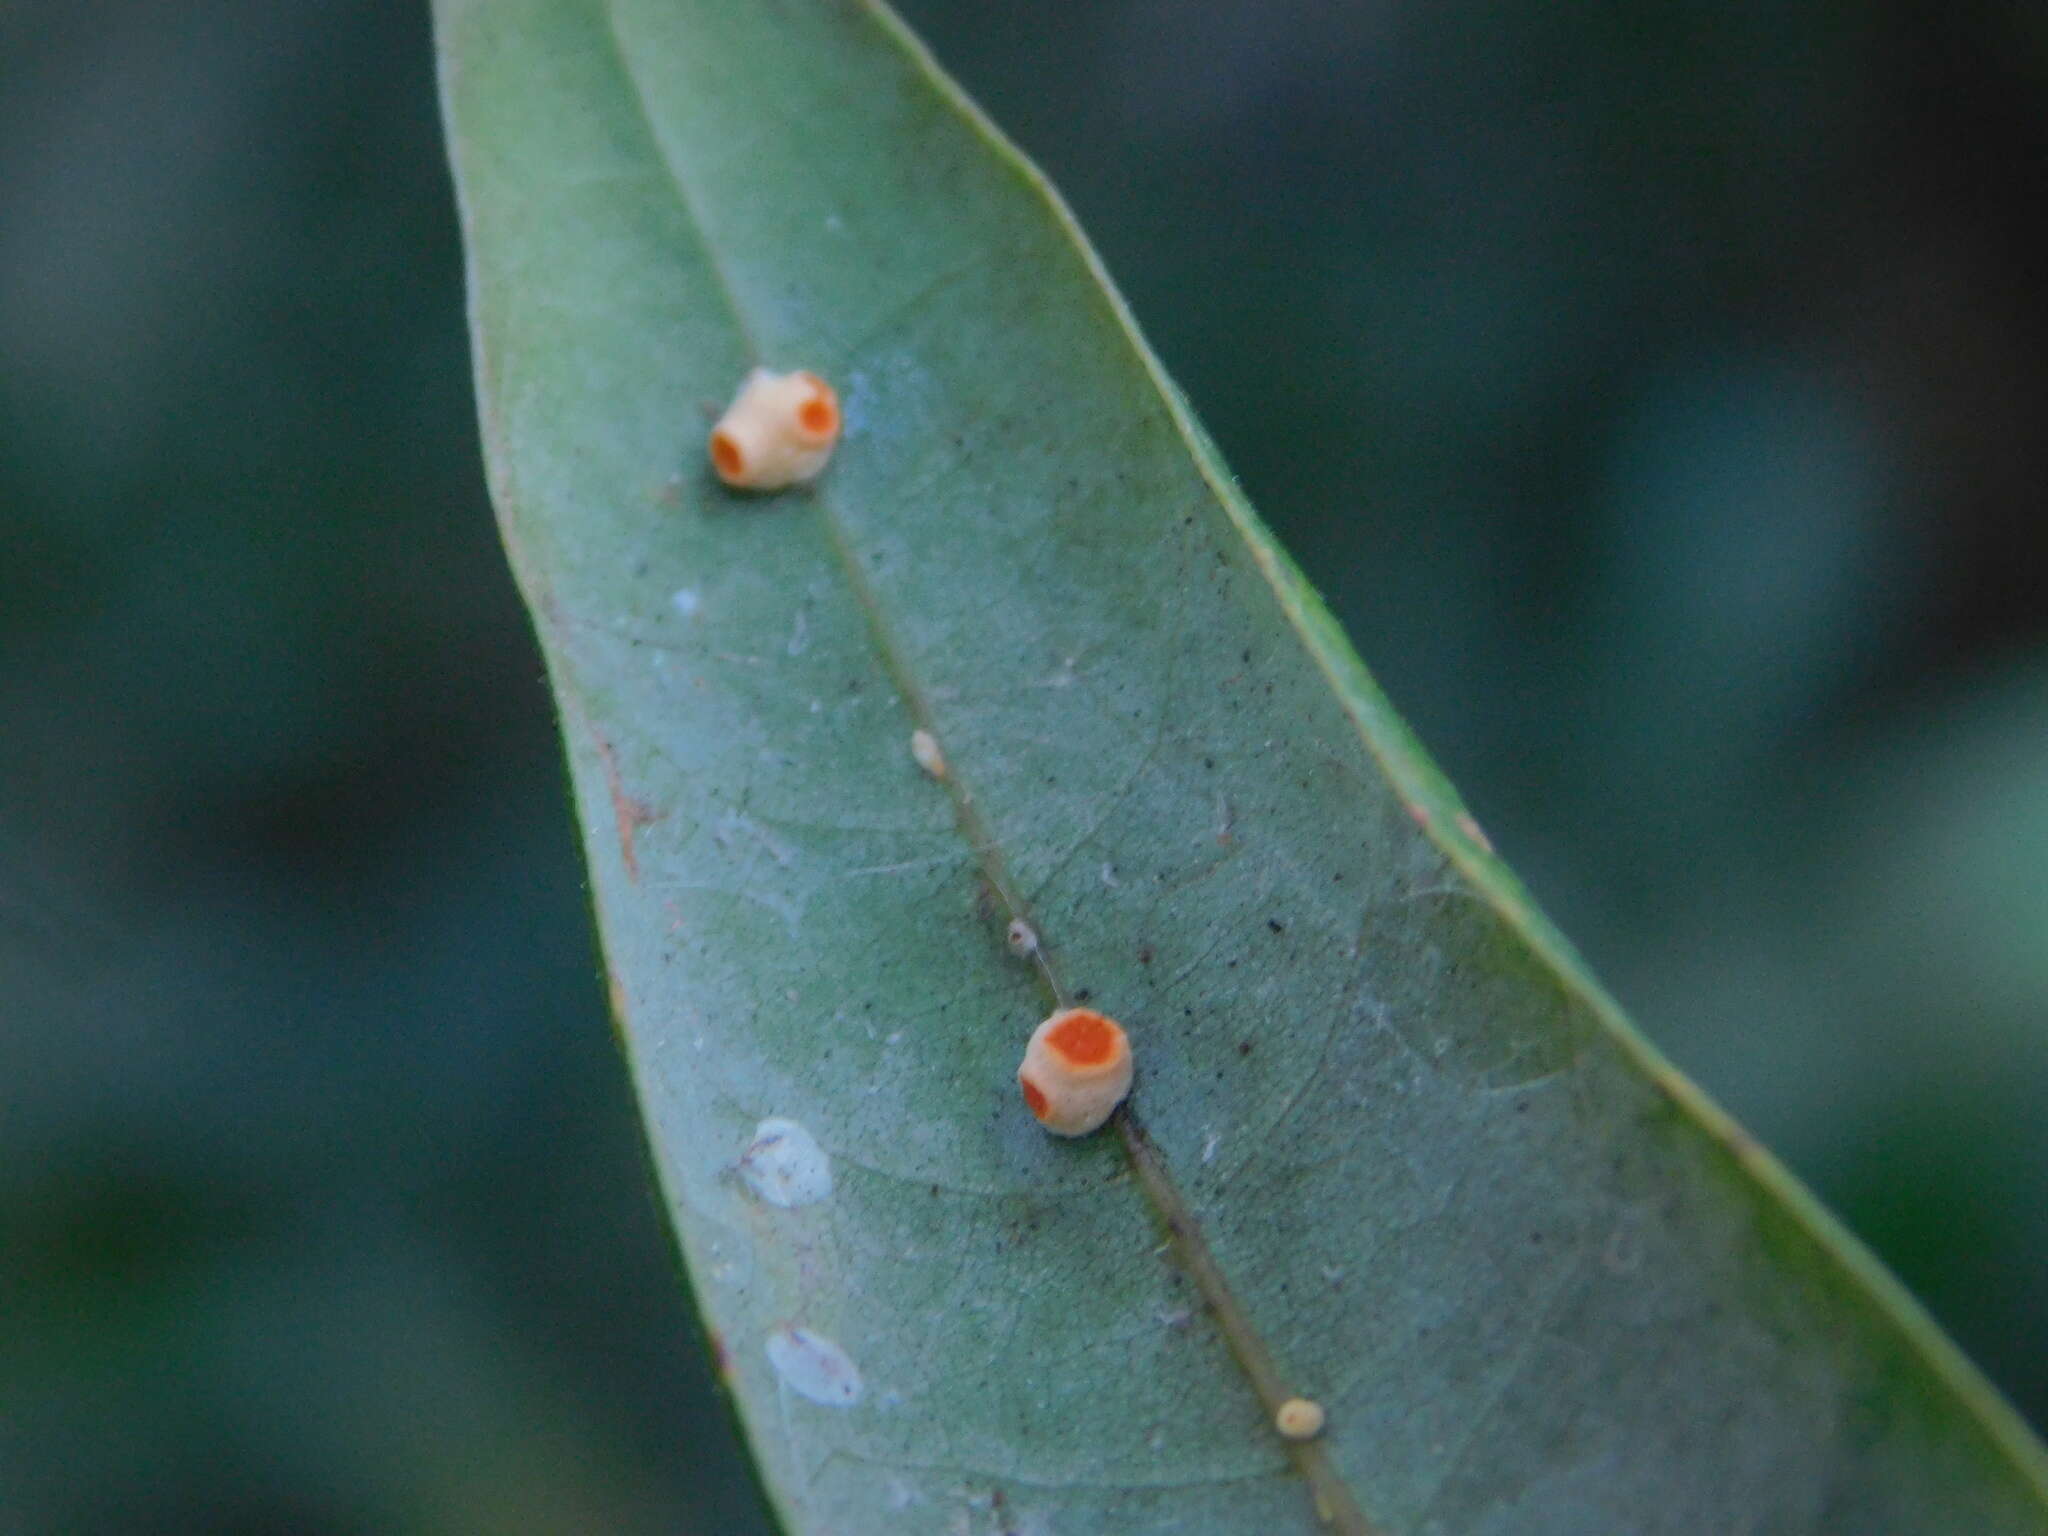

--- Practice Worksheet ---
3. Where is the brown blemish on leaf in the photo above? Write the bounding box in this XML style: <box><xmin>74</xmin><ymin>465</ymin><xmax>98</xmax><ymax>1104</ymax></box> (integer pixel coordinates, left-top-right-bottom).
<box><xmin>593</xmin><ymin>730</ymin><xmax>656</xmax><ymax>881</ymax></box>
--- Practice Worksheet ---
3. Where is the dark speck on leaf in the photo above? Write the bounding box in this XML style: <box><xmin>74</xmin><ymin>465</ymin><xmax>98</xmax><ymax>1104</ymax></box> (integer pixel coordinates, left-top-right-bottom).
<box><xmin>1238</xmin><ymin>1041</ymin><xmax>1253</xmax><ymax>1057</ymax></box>
<box><xmin>1267</xmin><ymin>918</ymin><xmax>1284</xmax><ymax>933</ymax></box>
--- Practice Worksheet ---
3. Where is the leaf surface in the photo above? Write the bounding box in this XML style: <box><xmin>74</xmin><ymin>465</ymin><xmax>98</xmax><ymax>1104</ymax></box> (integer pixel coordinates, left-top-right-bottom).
<box><xmin>434</xmin><ymin>2</ymin><xmax>2048</xmax><ymax>1530</ymax></box>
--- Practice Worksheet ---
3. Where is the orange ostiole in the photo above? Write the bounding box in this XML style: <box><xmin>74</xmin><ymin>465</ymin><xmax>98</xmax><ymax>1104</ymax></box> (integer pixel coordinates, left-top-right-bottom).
<box><xmin>1017</xmin><ymin>1007</ymin><xmax>1133</xmax><ymax>1137</ymax></box>
<box><xmin>708</xmin><ymin>367</ymin><xmax>841</xmax><ymax>490</ymax></box>
<box><xmin>795</xmin><ymin>389</ymin><xmax>839</xmax><ymax>441</ymax></box>
<box><xmin>1046</xmin><ymin>1008</ymin><xmax>1117</xmax><ymax>1066</ymax></box>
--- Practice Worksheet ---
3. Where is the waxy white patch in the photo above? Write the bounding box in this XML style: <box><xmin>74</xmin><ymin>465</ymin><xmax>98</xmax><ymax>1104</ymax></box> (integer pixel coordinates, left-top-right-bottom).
<box><xmin>737</xmin><ymin>1118</ymin><xmax>832</xmax><ymax>1209</ymax></box>
<box><xmin>766</xmin><ymin>1325</ymin><xmax>863</xmax><ymax>1407</ymax></box>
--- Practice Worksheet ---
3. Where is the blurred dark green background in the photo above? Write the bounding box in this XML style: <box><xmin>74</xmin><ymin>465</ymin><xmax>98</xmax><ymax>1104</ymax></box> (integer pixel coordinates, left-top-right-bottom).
<box><xmin>5</xmin><ymin>2</ymin><xmax>2045</xmax><ymax>1531</ymax></box>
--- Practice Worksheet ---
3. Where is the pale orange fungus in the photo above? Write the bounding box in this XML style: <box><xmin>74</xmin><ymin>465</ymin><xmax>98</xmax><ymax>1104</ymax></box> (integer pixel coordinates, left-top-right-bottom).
<box><xmin>708</xmin><ymin>367</ymin><xmax>841</xmax><ymax>490</ymax></box>
<box><xmin>1016</xmin><ymin>1007</ymin><xmax>1133</xmax><ymax>1137</ymax></box>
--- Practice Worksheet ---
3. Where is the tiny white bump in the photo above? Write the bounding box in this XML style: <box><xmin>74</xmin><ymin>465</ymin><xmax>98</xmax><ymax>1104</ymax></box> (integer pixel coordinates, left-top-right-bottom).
<box><xmin>766</xmin><ymin>1325</ymin><xmax>863</xmax><ymax>1407</ymax></box>
<box><xmin>736</xmin><ymin>1118</ymin><xmax>832</xmax><ymax>1208</ymax></box>
<box><xmin>910</xmin><ymin>728</ymin><xmax>947</xmax><ymax>779</ymax></box>
<box><xmin>1275</xmin><ymin>1397</ymin><xmax>1326</xmax><ymax>1440</ymax></box>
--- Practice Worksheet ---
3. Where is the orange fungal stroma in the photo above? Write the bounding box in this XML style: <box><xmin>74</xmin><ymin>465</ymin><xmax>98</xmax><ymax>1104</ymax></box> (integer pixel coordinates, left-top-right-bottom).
<box><xmin>708</xmin><ymin>368</ymin><xmax>840</xmax><ymax>490</ymax></box>
<box><xmin>1016</xmin><ymin>1007</ymin><xmax>1133</xmax><ymax>1137</ymax></box>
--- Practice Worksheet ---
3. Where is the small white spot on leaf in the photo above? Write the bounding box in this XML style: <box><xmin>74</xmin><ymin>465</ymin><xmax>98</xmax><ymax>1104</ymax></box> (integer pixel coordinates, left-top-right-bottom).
<box><xmin>737</xmin><ymin>1118</ymin><xmax>832</xmax><ymax>1208</ymax></box>
<box><xmin>1033</xmin><ymin>655</ymin><xmax>1078</xmax><ymax>689</ymax></box>
<box><xmin>766</xmin><ymin>1325</ymin><xmax>863</xmax><ymax>1407</ymax></box>
<box><xmin>1005</xmin><ymin>918</ymin><xmax>1039</xmax><ymax>958</ymax></box>
<box><xmin>910</xmin><ymin>728</ymin><xmax>947</xmax><ymax>779</ymax></box>
<box><xmin>671</xmin><ymin>587</ymin><xmax>700</xmax><ymax>617</ymax></box>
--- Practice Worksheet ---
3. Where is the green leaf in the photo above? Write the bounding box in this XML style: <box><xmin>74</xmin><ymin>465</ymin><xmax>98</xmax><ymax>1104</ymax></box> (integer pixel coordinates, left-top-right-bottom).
<box><xmin>433</xmin><ymin>2</ymin><xmax>2048</xmax><ymax>1530</ymax></box>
